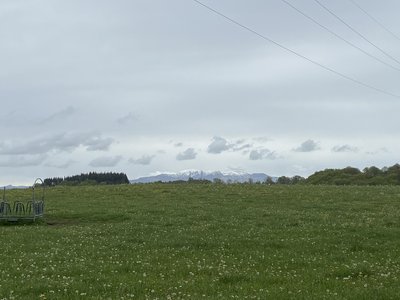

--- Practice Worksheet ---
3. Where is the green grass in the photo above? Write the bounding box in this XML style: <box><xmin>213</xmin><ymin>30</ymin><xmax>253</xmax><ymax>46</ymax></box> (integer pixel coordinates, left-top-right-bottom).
<box><xmin>1</xmin><ymin>184</ymin><xmax>400</xmax><ymax>299</ymax></box>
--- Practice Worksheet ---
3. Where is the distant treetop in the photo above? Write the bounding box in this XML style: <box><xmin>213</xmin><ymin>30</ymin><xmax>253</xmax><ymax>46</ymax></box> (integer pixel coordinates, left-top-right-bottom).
<box><xmin>305</xmin><ymin>164</ymin><xmax>400</xmax><ymax>186</ymax></box>
<box><xmin>44</xmin><ymin>172</ymin><xmax>130</xmax><ymax>186</ymax></box>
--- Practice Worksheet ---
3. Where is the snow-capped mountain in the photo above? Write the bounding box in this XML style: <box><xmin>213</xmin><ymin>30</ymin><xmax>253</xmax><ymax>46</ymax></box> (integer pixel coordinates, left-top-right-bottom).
<box><xmin>130</xmin><ymin>170</ymin><xmax>276</xmax><ymax>184</ymax></box>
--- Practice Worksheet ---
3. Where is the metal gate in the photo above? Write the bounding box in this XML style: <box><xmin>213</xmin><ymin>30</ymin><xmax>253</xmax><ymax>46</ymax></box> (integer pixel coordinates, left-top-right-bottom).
<box><xmin>0</xmin><ymin>178</ymin><xmax>45</xmax><ymax>222</ymax></box>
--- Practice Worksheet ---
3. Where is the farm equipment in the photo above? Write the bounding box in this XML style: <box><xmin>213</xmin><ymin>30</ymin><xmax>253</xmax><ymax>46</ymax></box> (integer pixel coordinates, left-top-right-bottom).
<box><xmin>0</xmin><ymin>178</ymin><xmax>45</xmax><ymax>222</ymax></box>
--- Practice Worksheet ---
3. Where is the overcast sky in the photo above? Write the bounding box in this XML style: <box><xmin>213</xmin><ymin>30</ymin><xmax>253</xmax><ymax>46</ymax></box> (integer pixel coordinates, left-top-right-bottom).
<box><xmin>1</xmin><ymin>0</ymin><xmax>400</xmax><ymax>185</ymax></box>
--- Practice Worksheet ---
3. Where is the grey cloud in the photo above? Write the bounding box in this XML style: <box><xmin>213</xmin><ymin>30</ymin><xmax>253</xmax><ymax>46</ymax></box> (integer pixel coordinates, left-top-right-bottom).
<box><xmin>332</xmin><ymin>145</ymin><xmax>358</xmax><ymax>153</ymax></box>
<box><xmin>129</xmin><ymin>155</ymin><xmax>155</xmax><ymax>165</ymax></box>
<box><xmin>249</xmin><ymin>149</ymin><xmax>278</xmax><ymax>160</ymax></box>
<box><xmin>0</xmin><ymin>132</ymin><xmax>114</xmax><ymax>155</ymax></box>
<box><xmin>85</xmin><ymin>137</ymin><xmax>114</xmax><ymax>151</ymax></box>
<box><xmin>207</xmin><ymin>137</ymin><xmax>251</xmax><ymax>153</ymax></box>
<box><xmin>293</xmin><ymin>140</ymin><xmax>320</xmax><ymax>152</ymax></box>
<box><xmin>45</xmin><ymin>160</ymin><xmax>76</xmax><ymax>169</ymax></box>
<box><xmin>117</xmin><ymin>112</ymin><xmax>138</xmax><ymax>125</ymax></box>
<box><xmin>0</xmin><ymin>155</ymin><xmax>47</xmax><ymax>167</ymax></box>
<box><xmin>176</xmin><ymin>148</ymin><xmax>197</xmax><ymax>161</ymax></box>
<box><xmin>39</xmin><ymin>106</ymin><xmax>75</xmax><ymax>124</ymax></box>
<box><xmin>89</xmin><ymin>156</ymin><xmax>122</xmax><ymax>168</ymax></box>
<box><xmin>234</xmin><ymin>143</ymin><xmax>253</xmax><ymax>151</ymax></box>
<box><xmin>174</xmin><ymin>142</ymin><xmax>183</xmax><ymax>147</ymax></box>
<box><xmin>207</xmin><ymin>136</ymin><xmax>232</xmax><ymax>154</ymax></box>
<box><xmin>0</xmin><ymin>110</ymin><xmax>19</xmax><ymax>125</ymax></box>
<box><xmin>249</xmin><ymin>150</ymin><xmax>263</xmax><ymax>160</ymax></box>
<box><xmin>366</xmin><ymin>147</ymin><xmax>389</xmax><ymax>155</ymax></box>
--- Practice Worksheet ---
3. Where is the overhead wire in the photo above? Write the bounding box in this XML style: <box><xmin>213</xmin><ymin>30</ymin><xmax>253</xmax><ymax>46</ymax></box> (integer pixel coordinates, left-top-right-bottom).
<box><xmin>347</xmin><ymin>0</ymin><xmax>400</xmax><ymax>43</ymax></box>
<box><xmin>313</xmin><ymin>0</ymin><xmax>400</xmax><ymax>66</ymax></box>
<box><xmin>278</xmin><ymin>0</ymin><xmax>400</xmax><ymax>72</ymax></box>
<box><xmin>191</xmin><ymin>0</ymin><xmax>400</xmax><ymax>99</ymax></box>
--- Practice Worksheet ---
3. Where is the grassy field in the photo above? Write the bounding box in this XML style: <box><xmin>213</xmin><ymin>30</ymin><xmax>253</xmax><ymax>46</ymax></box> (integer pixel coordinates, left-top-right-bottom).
<box><xmin>1</xmin><ymin>184</ymin><xmax>400</xmax><ymax>299</ymax></box>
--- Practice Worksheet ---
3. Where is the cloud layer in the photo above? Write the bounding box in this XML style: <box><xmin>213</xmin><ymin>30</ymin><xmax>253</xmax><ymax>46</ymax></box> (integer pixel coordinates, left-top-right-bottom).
<box><xmin>0</xmin><ymin>132</ymin><xmax>114</xmax><ymax>155</ymax></box>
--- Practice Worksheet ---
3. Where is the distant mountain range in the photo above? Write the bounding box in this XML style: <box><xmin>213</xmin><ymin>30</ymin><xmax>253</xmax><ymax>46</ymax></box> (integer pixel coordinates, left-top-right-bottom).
<box><xmin>2</xmin><ymin>185</ymin><xmax>29</xmax><ymax>190</ymax></box>
<box><xmin>130</xmin><ymin>170</ymin><xmax>276</xmax><ymax>184</ymax></box>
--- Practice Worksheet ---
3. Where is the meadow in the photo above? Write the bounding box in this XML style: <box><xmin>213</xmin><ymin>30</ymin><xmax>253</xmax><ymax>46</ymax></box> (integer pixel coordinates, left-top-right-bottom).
<box><xmin>1</xmin><ymin>183</ymin><xmax>400</xmax><ymax>299</ymax></box>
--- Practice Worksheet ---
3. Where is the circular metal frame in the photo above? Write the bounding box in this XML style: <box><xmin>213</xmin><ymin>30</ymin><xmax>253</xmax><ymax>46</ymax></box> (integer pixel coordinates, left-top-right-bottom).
<box><xmin>0</xmin><ymin>178</ymin><xmax>45</xmax><ymax>222</ymax></box>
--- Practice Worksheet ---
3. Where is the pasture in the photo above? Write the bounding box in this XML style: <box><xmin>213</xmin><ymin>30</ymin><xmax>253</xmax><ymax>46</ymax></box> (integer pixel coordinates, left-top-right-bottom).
<box><xmin>1</xmin><ymin>184</ymin><xmax>400</xmax><ymax>299</ymax></box>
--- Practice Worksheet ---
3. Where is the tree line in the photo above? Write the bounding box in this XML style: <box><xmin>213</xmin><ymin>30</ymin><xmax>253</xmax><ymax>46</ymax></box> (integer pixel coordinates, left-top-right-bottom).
<box><xmin>44</xmin><ymin>172</ymin><xmax>130</xmax><ymax>186</ymax></box>
<box><xmin>43</xmin><ymin>164</ymin><xmax>400</xmax><ymax>186</ymax></box>
<box><xmin>303</xmin><ymin>164</ymin><xmax>400</xmax><ymax>186</ymax></box>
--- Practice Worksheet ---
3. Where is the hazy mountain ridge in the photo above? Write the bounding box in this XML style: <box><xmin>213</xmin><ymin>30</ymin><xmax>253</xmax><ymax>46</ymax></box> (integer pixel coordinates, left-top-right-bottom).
<box><xmin>2</xmin><ymin>185</ymin><xmax>29</xmax><ymax>190</ymax></box>
<box><xmin>130</xmin><ymin>170</ymin><xmax>276</xmax><ymax>184</ymax></box>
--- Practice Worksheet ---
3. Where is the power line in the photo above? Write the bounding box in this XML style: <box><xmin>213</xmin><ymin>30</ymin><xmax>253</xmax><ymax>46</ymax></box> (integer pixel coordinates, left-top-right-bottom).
<box><xmin>191</xmin><ymin>0</ymin><xmax>400</xmax><ymax>99</ymax></box>
<box><xmin>278</xmin><ymin>0</ymin><xmax>400</xmax><ymax>72</ymax></box>
<box><xmin>313</xmin><ymin>0</ymin><xmax>400</xmax><ymax>66</ymax></box>
<box><xmin>347</xmin><ymin>0</ymin><xmax>400</xmax><ymax>43</ymax></box>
